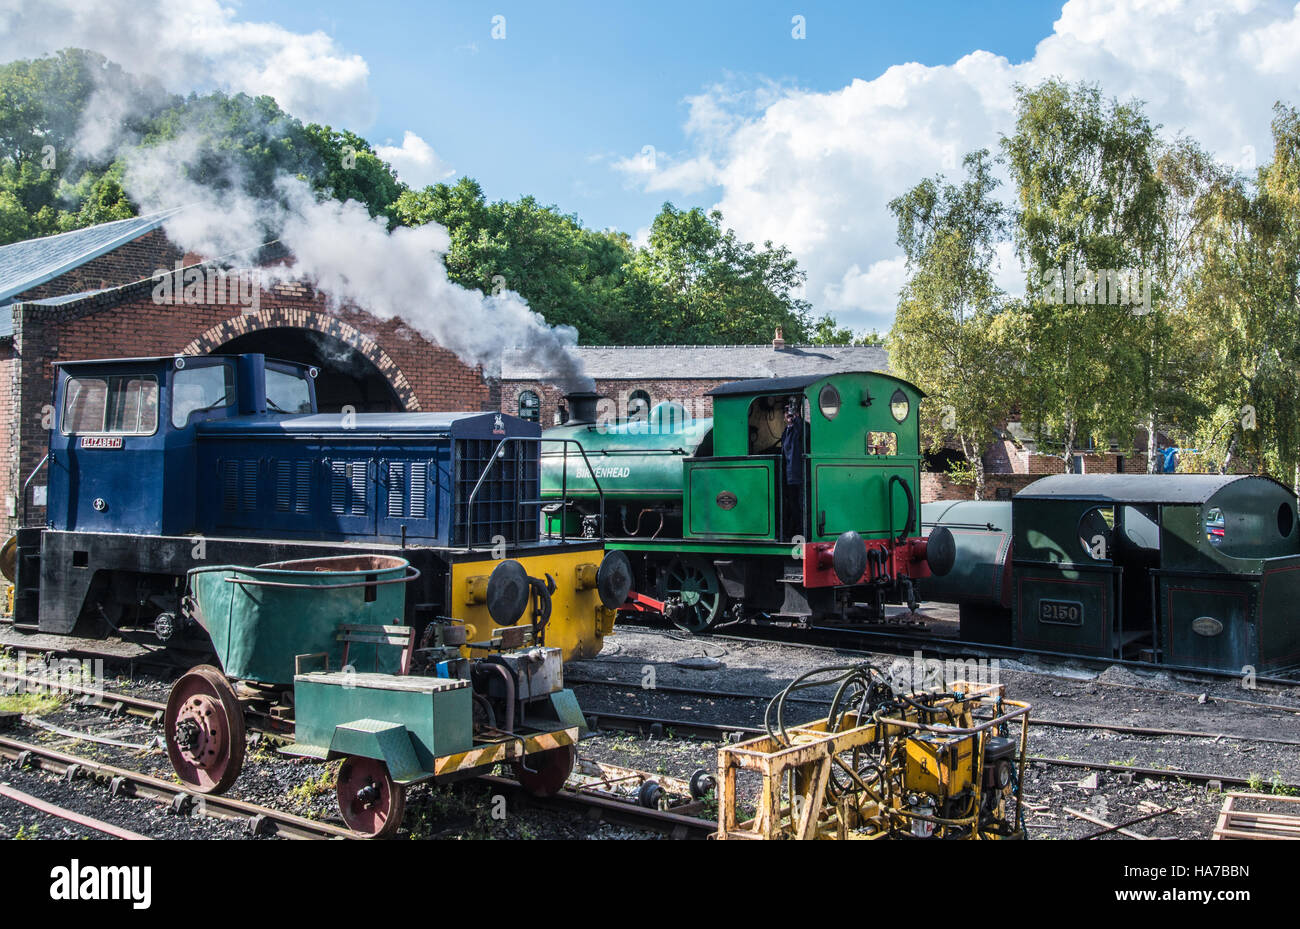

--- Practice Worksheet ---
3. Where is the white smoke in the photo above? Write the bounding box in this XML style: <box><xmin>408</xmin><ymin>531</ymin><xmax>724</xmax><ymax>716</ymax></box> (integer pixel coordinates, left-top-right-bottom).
<box><xmin>1</xmin><ymin>0</ymin><xmax>593</xmax><ymax>390</ymax></box>
<box><xmin>123</xmin><ymin>132</ymin><xmax>593</xmax><ymax>392</ymax></box>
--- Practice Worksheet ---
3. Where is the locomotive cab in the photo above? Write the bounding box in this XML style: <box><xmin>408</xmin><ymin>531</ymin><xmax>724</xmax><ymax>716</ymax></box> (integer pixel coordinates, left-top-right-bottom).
<box><xmin>47</xmin><ymin>354</ymin><xmax>317</xmax><ymax>535</ymax></box>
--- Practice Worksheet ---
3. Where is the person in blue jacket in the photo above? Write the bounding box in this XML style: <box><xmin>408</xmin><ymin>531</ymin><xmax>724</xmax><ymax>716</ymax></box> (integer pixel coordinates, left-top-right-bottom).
<box><xmin>781</xmin><ymin>399</ymin><xmax>805</xmax><ymax>540</ymax></box>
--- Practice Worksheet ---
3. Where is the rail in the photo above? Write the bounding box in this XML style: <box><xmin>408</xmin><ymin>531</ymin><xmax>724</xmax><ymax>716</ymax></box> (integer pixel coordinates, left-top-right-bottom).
<box><xmin>0</xmin><ymin>734</ymin><xmax>354</xmax><ymax>839</ymax></box>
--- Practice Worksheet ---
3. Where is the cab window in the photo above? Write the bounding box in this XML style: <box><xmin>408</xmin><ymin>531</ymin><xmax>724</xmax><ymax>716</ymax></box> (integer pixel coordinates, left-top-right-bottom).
<box><xmin>172</xmin><ymin>364</ymin><xmax>235</xmax><ymax>428</ymax></box>
<box><xmin>62</xmin><ymin>375</ymin><xmax>158</xmax><ymax>435</ymax></box>
<box><xmin>1078</xmin><ymin>506</ymin><xmax>1114</xmax><ymax>561</ymax></box>
<box><xmin>266</xmin><ymin>367</ymin><xmax>313</xmax><ymax>415</ymax></box>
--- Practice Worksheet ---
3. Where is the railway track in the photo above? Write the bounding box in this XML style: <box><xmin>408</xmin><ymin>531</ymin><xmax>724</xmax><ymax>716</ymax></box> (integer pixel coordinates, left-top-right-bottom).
<box><xmin>480</xmin><ymin>773</ymin><xmax>714</xmax><ymax>838</ymax></box>
<box><xmin>578</xmin><ymin>706</ymin><xmax>1300</xmax><ymax>793</ymax></box>
<box><xmin>0</xmin><ymin>674</ymin><xmax>717</xmax><ymax>839</ymax></box>
<box><xmin>568</xmin><ymin>675</ymin><xmax>1300</xmax><ymax>747</ymax></box>
<box><xmin>0</xmin><ymin>734</ymin><xmax>355</xmax><ymax>839</ymax></box>
<box><xmin>612</xmin><ymin>619</ymin><xmax>1300</xmax><ymax>710</ymax></box>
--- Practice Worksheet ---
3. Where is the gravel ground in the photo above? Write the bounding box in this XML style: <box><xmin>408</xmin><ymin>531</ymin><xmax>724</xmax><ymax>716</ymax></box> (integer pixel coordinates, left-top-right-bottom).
<box><xmin>568</xmin><ymin>625</ymin><xmax>1300</xmax><ymax>839</ymax></box>
<box><xmin>5</xmin><ymin>622</ymin><xmax>1299</xmax><ymax>840</ymax></box>
<box><xmin>0</xmin><ymin>675</ymin><xmax>663</xmax><ymax>840</ymax></box>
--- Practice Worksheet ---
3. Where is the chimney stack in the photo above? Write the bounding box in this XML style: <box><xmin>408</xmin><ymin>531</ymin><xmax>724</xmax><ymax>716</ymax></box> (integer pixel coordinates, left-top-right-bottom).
<box><xmin>562</xmin><ymin>390</ymin><xmax>601</xmax><ymax>425</ymax></box>
<box><xmin>772</xmin><ymin>326</ymin><xmax>785</xmax><ymax>351</ymax></box>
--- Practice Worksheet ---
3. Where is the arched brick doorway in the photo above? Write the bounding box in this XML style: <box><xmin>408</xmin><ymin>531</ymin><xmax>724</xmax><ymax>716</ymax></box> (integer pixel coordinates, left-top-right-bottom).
<box><xmin>181</xmin><ymin>308</ymin><xmax>420</xmax><ymax>412</ymax></box>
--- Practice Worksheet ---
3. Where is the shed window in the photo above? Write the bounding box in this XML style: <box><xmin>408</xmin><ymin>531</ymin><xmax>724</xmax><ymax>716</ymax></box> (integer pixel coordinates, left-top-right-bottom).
<box><xmin>517</xmin><ymin>390</ymin><xmax>540</xmax><ymax>423</ymax></box>
<box><xmin>62</xmin><ymin>375</ymin><xmax>158</xmax><ymax>435</ymax></box>
<box><xmin>628</xmin><ymin>389</ymin><xmax>651</xmax><ymax>422</ymax></box>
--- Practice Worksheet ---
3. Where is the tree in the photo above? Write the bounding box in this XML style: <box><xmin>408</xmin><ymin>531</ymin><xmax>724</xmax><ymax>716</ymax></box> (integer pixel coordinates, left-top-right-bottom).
<box><xmin>627</xmin><ymin>204</ymin><xmax>813</xmax><ymax>344</ymax></box>
<box><xmin>1001</xmin><ymin>79</ymin><xmax>1165</xmax><ymax>471</ymax></box>
<box><xmin>1182</xmin><ymin>104</ymin><xmax>1300</xmax><ymax>486</ymax></box>
<box><xmin>0</xmin><ymin>49</ymin><xmax>174</xmax><ymax>243</ymax></box>
<box><xmin>886</xmin><ymin>150</ymin><xmax>1014</xmax><ymax>499</ymax></box>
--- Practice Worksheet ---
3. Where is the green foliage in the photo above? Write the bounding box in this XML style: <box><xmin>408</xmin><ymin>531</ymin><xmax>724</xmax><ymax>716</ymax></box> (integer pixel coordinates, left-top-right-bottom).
<box><xmin>396</xmin><ymin>187</ymin><xmax>817</xmax><ymax>345</ymax></box>
<box><xmin>0</xmin><ymin>49</ymin><xmax>173</xmax><ymax>240</ymax></box>
<box><xmin>626</xmin><ymin>204</ymin><xmax>813</xmax><ymax>344</ymax></box>
<box><xmin>1</xmin><ymin>48</ymin><xmax>842</xmax><ymax>351</ymax></box>
<box><xmin>1001</xmin><ymin>79</ymin><xmax>1166</xmax><ymax>470</ymax></box>
<box><xmin>394</xmin><ymin>177</ymin><xmax>635</xmax><ymax>340</ymax></box>
<box><xmin>886</xmin><ymin>150</ymin><xmax>1016</xmax><ymax>498</ymax></box>
<box><xmin>1180</xmin><ymin>104</ymin><xmax>1300</xmax><ymax>483</ymax></box>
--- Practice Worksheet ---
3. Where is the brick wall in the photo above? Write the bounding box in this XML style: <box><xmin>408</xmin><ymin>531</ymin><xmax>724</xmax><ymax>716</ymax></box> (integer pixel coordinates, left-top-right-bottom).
<box><xmin>501</xmin><ymin>377</ymin><xmax>728</xmax><ymax>426</ymax></box>
<box><xmin>921</xmin><ymin>472</ymin><xmax>1043</xmax><ymax>503</ymax></box>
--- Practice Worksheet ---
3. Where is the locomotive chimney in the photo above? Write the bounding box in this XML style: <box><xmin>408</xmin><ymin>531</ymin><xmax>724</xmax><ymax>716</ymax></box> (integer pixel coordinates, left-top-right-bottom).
<box><xmin>563</xmin><ymin>390</ymin><xmax>601</xmax><ymax>425</ymax></box>
<box><xmin>772</xmin><ymin>326</ymin><xmax>785</xmax><ymax>351</ymax></box>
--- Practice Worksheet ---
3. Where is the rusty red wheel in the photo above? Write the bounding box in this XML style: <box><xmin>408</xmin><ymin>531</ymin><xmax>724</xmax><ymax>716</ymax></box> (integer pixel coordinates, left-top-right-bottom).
<box><xmin>512</xmin><ymin>743</ymin><xmax>576</xmax><ymax>798</ymax></box>
<box><xmin>337</xmin><ymin>757</ymin><xmax>406</xmax><ymax>839</ymax></box>
<box><xmin>164</xmin><ymin>665</ymin><xmax>246</xmax><ymax>795</ymax></box>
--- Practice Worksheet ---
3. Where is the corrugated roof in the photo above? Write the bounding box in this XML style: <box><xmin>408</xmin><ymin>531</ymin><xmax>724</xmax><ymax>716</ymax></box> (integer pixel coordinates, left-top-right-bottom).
<box><xmin>502</xmin><ymin>343</ymin><xmax>889</xmax><ymax>380</ymax></box>
<box><xmin>0</xmin><ymin>208</ymin><xmax>184</xmax><ymax>307</ymax></box>
<box><xmin>1015</xmin><ymin>473</ymin><xmax>1286</xmax><ymax>504</ymax></box>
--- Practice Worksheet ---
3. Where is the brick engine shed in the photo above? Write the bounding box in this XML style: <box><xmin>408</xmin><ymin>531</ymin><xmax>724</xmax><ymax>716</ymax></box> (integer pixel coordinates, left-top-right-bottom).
<box><xmin>0</xmin><ymin>211</ymin><xmax>490</xmax><ymax>535</ymax></box>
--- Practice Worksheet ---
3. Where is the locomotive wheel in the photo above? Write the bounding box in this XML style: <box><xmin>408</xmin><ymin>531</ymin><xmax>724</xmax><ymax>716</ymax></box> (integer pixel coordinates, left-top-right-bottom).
<box><xmin>657</xmin><ymin>557</ymin><xmax>725</xmax><ymax>634</ymax></box>
<box><xmin>511</xmin><ymin>743</ymin><xmax>576</xmax><ymax>798</ymax></box>
<box><xmin>337</xmin><ymin>756</ymin><xmax>406</xmax><ymax>839</ymax></box>
<box><xmin>164</xmin><ymin>665</ymin><xmax>246</xmax><ymax>795</ymax></box>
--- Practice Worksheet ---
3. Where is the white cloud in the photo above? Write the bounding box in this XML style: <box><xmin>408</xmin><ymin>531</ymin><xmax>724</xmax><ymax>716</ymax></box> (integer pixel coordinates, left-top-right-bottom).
<box><xmin>375</xmin><ymin>131</ymin><xmax>455</xmax><ymax>188</ymax></box>
<box><xmin>617</xmin><ymin>0</ymin><xmax>1300</xmax><ymax>334</ymax></box>
<box><xmin>0</xmin><ymin>0</ymin><xmax>375</xmax><ymax>127</ymax></box>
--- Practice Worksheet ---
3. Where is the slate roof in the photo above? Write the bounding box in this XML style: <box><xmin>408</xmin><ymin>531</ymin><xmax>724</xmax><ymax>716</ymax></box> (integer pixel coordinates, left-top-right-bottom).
<box><xmin>502</xmin><ymin>343</ymin><xmax>889</xmax><ymax>381</ymax></box>
<box><xmin>0</xmin><ymin>208</ymin><xmax>184</xmax><ymax>307</ymax></box>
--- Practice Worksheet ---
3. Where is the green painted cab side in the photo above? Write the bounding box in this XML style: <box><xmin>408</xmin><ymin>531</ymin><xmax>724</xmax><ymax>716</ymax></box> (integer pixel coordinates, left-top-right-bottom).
<box><xmin>813</xmin><ymin>462</ymin><xmax>918</xmax><ymax>540</ymax></box>
<box><xmin>708</xmin><ymin>372</ymin><xmax>924</xmax><ymax>543</ymax></box>
<box><xmin>684</xmin><ymin>457</ymin><xmax>776</xmax><ymax>539</ymax></box>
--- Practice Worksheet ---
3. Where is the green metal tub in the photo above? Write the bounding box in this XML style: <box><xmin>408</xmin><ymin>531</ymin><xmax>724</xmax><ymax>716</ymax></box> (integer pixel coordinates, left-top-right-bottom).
<box><xmin>188</xmin><ymin>554</ymin><xmax>416</xmax><ymax>684</ymax></box>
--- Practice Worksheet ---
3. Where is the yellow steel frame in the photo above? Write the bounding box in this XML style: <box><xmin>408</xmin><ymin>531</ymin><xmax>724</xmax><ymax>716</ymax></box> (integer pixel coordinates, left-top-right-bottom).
<box><xmin>715</xmin><ymin>681</ymin><xmax>1031</xmax><ymax>840</ymax></box>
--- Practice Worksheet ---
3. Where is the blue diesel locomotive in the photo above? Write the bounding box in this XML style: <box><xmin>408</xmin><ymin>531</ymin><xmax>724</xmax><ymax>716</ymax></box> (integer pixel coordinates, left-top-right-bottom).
<box><xmin>7</xmin><ymin>352</ymin><xmax>628</xmax><ymax>663</ymax></box>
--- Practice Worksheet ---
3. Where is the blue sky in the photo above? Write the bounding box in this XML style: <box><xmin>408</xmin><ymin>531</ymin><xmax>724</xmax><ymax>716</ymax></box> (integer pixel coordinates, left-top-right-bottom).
<box><xmin>4</xmin><ymin>0</ymin><xmax>1296</xmax><ymax>334</ymax></box>
<box><xmin>237</xmin><ymin>0</ymin><xmax>1064</xmax><ymax>236</ymax></box>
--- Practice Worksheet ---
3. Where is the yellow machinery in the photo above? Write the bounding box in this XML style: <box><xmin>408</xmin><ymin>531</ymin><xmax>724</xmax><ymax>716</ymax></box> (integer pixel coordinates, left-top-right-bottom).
<box><xmin>716</xmin><ymin>666</ymin><xmax>1030</xmax><ymax>840</ymax></box>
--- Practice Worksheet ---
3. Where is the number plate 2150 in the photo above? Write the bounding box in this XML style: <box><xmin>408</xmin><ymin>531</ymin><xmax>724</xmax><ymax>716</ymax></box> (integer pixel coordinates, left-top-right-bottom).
<box><xmin>1039</xmin><ymin>599</ymin><xmax>1084</xmax><ymax>626</ymax></box>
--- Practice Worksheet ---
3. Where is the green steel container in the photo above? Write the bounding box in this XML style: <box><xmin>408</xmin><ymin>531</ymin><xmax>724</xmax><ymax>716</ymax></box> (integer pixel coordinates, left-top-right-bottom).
<box><xmin>188</xmin><ymin>554</ymin><xmax>411</xmax><ymax>684</ymax></box>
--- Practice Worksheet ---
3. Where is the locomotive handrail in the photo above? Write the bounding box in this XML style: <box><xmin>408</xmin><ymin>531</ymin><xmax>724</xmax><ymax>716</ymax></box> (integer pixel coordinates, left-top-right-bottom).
<box><xmin>19</xmin><ymin>453</ymin><xmax>49</xmax><ymax>528</ymax></box>
<box><xmin>222</xmin><ymin>565</ymin><xmax>421</xmax><ymax>590</ymax></box>
<box><xmin>888</xmin><ymin>474</ymin><xmax>916</xmax><ymax>543</ymax></box>
<box><xmin>462</xmin><ymin>436</ymin><xmax>604</xmax><ymax>549</ymax></box>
